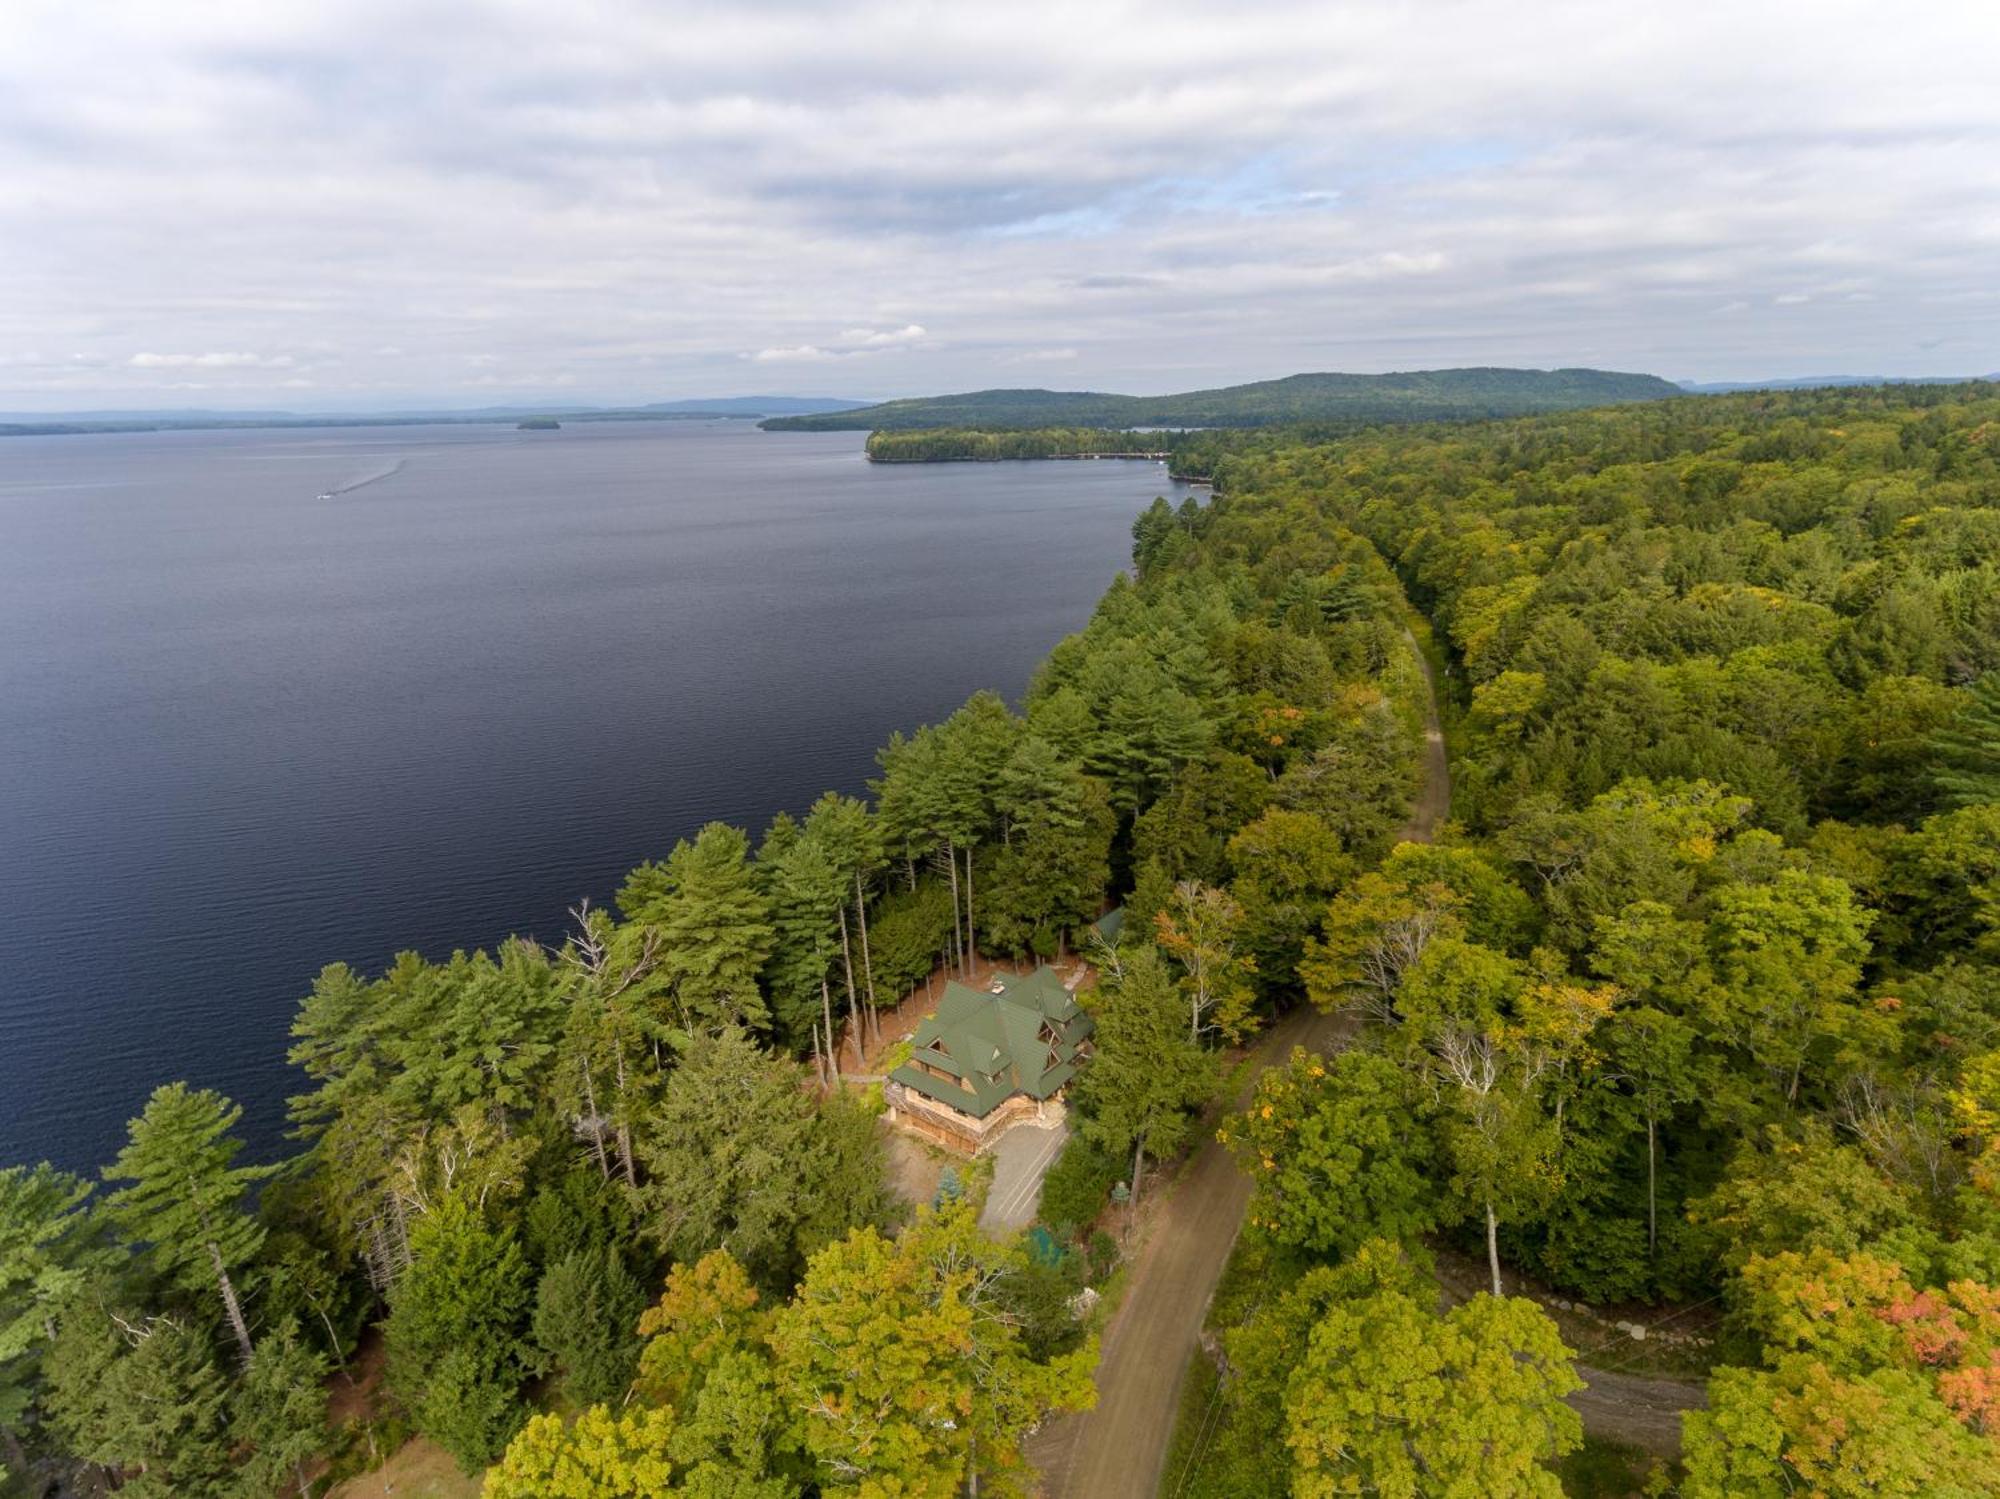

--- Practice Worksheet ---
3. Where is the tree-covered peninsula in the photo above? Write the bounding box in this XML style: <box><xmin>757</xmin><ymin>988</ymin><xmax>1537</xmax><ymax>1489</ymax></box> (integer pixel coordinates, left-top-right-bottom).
<box><xmin>3</xmin><ymin>380</ymin><xmax>1998</xmax><ymax>1497</ymax></box>
<box><xmin>864</xmin><ymin>427</ymin><xmax>1169</xmax><ymax>463</ymax></box>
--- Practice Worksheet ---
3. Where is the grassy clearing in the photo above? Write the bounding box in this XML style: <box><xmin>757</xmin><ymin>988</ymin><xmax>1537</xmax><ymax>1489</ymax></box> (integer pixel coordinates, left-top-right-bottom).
<box><xmin>1551</xmin><ymin>1434</ymin><xmax>1673</xmax><ymax>1497</ymax></box>
<box><xmin>326</xmin><ymin>1435</ymin><xmax>481</xmax><ymax>1499</ymax></box>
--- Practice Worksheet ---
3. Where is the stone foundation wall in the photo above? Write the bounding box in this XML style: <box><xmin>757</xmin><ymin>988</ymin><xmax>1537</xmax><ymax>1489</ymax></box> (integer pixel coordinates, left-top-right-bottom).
<box><xmin>885</xmin><ymin>1082</ymin><xmax>1065</xmax><ymax>1156</ymax></box>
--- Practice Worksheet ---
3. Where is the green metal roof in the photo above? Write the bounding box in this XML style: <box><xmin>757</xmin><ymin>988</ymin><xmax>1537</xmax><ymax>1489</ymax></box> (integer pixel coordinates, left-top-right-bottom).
<box><xmin>889</xmin><ymin>966</ymin><xmax>1095</xmax><ymax>1119</ymax></box>
<box><xmin>1091</xmin><ymin>906</ymin><xmax>1126</xmax><ymax>944</ymax></box>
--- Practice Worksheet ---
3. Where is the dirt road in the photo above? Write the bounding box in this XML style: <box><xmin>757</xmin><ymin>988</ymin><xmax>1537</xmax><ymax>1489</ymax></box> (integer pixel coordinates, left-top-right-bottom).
<box><xmin>1399</xmin><ymin>627</ymin><xmax>1450</xmax><ymax>845</ymax></box>
<box><xmin>1032</xmin><ymin>628</ymin><xmax>1450</xmax><ymax>1499</ymax></box>
<box><xmin>1028</xmin><ymin>1005</ymin><xmax>1347</xmax><ymax>1499</ymax></box>
<box><xmin>1032</xmin><ymin>623</ymin><xmax>1702</xmax><ymax>1493</ymax></box>
<box><xmin>1568</xmin><ymin>1365</ymin><xmax>1705</xmax><ymax>1455</ymax></box>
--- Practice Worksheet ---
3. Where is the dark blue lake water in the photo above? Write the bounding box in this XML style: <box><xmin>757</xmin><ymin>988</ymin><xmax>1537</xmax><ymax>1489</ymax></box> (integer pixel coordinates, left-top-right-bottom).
<box><xmin>0</xmin><ymin>420</ymin><xmax>1189</xmax><ymax>1172</ymax></box>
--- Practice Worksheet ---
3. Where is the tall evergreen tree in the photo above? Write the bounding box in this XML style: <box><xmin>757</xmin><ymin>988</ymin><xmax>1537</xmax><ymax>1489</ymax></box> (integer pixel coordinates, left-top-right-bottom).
<box><xmin>233</xmin><ymin>1317</ymin><xmax>331</xmax><ymax>1498</ymax></box>
<box><xmin>101</xmin><ymin>1084</ymin><xmax>274</xmax><ymax>1366</ymax></box>
<box><xmin>802</xmin><ymin>792</ymin><xmax>886</xmax><ymax>1054</ymax></box>
<box><xmin>1931</xmin><ymin>671</ymin><xmax>2000</xmax><ymax>807</ymax></box>
<box><xmin>759</xmin><ymin>823</ymin><xmax>847</xmax><ymax>1075</ymax></box>
<box><xmin>0</xmin><ymin>1164</ymin><xmax>114</xmax><ymax>1454</ymax></box>
<box><xmin>43</xmin><ymin>1308</ymin><xmax>235</xmax><ymax>1499</ymax></box>
<box><xmin>384</xmin><ymin>1193</ymin><xmax>531</xmax><ymax>1472</ymax></box>
<box><xmin>622</xmin><ymin>823</ymin><xmax>776</xmax><ymax>1032</ymax></box>
<box><xmin>1073</xmin><ymin>949</ymin><xmax>1215</xmax><ymax>1208</ymax></box>
<box><xmin>531</xmin><ymin>1245</ymin><xmax>645</xmax><ymax>1408</ymax></box>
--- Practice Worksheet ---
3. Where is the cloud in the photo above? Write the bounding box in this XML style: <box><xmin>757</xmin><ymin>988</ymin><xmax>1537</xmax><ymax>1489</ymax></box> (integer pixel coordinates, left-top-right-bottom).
<box><xmin>838</xmin><ymin>324</ymin><xmax>927</xmax><ymax>348</ymax></box>
<box><xmin>752</xmin><ymin>324</ymin><xmax>934</xmax><ymax>362</ymax></box>
<box><xmin>129</xmin><ymin>351</ymin><xmax>295</xmax><ymax>369</ymax></box>
<box><xmin>751</xmin><ymin>345</ymin><xmax>838</xmax><ymax>364</ymax></box>
<box><xmin>0</xmin><ymin>0</ymin><xmax>1997</xmax><ymax>408</ymax></box>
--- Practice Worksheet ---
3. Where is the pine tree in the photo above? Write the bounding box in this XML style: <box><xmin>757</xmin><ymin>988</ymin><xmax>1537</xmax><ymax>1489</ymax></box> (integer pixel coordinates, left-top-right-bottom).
<box><xmin>384</xmin><ymin>1194</ymin><xmax>531</xmax><ymax>1472</ymax></box>
<box><xmin>101</xmin><ymin>1084</ymin><xmax>275</xmax><ymax>1366</ymax></box>
<box><xmin>43</xmin><ymin>1308</ymin><xmax>235</xmax><ymax>1498</ymax></box>
<box><xmin>623</xmin><ymin>823</ymin><xmax>776</xmax><ymax>1032</ymax></box>
<box><xmin>1074</xmin><ymin>949</ymin><xmax>1216</xmax><ymax>1209</ymax></box>
<box><xmin>233</xmin><ymin>1317</ymin><xmax>331</xmax><ymax>1498</ymax></box>
<box><xmin>802</xmin><ymin>792</ymin><xmax>886</xmax><ymax>1055</ymax></box>
<box><xmin>1931</xmin><ymin>672</ymin><xmax>2000</xmax><ymax>807</ymax></box>
<box><xmin>0</xmin><ymin>1163</ymin><xmax>115</xmax><ymax>1442</ymax></box>
<box><xmin>531</xmin><ymin>1245</ymin><xmax>645</xmax><ymax>1407</ymax></box>
<box><xmin>636</xmin><ymin>1031</ymin><xmax>886</xmax><ymax>1286</ymax></box>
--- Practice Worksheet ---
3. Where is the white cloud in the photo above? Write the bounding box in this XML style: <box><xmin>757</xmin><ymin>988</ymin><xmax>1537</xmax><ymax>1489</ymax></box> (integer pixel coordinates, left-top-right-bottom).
<box><xmin>0</xmin><ymin>1</ymin><xmax>1996</xmax><ymax>408</ymax></box>
<box><xmin>751</xmin><ymin>345</ymin><xmax>839</xmax><ymax>364</ymax></box>
<box><xmin>129</xmin><ymin>351</ymin><xmax>295</xmax><ymax>369</ymax></box>
<box><xmin>838</xmin><ymin>324</ymin><xmax>928</xmax><ymax>348</ymax></box>
<box><xmin>752</xmin><ymin>324</ymin><xmax>935</xmax><ymax>362</ymax></box>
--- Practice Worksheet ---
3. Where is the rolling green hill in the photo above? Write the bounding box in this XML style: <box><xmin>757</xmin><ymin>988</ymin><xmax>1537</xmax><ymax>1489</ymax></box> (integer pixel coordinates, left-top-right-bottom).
<box><xmin>759</xmin><ymin>366</ymin><xmax>1681</xmax><ymax>431</ymax></box>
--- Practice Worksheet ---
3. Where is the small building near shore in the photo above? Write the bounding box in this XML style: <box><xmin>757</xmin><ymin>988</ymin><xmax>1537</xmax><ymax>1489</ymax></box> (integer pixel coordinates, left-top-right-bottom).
<box><xmin>885</xmin><ymin>966</ymin><xmax>1094</xmax><ymax>1154</ymax></box>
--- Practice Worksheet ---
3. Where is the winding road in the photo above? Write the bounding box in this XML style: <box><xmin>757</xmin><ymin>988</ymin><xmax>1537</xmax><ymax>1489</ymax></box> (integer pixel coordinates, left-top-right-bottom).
<box><xmin>1030</xmin><ymin>625</ymin><xmax>1700</xmax><ymax>1497</ymax></box>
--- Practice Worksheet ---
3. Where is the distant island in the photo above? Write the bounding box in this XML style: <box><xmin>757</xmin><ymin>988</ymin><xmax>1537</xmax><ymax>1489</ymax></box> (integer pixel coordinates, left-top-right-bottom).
<box><xmin>0</xmin><ymin>395</ymin><xmax>869</xmax><ymax>439</ymax></box>
<box><xmin>516</xmin><ymin>417</ymin><xmax>561</xmax><ymax>430</ymax></box>
<box><xmin>760</xmin><ymin>366</ymin><xmax>1682</xmax><ymax>431</ymax></box>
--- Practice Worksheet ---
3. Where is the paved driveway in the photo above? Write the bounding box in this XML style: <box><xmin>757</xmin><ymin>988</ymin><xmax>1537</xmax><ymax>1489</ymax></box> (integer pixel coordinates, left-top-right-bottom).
<box><xmin>978</xmin><ymin>1119</ymin><xmax>1069</xmax><ymax>1233</ymax></box>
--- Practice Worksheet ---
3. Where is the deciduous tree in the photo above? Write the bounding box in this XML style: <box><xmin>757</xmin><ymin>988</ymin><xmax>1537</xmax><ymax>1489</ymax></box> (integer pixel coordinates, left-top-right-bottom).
<box><xmin>768</xmin><ymin>1205</ymin><xmax>1094</xmax><ymax>1498</ymax></box>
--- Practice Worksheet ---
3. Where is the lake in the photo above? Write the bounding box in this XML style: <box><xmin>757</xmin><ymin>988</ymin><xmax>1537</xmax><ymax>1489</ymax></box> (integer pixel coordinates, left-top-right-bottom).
<box><xmin>0</xmin><ymin>420</ymin><xmax>1190</xmax><ymax>1172</ymax></box>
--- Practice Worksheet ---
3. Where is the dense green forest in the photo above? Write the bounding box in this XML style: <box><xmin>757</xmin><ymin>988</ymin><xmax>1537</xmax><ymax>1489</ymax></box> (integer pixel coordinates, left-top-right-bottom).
<box><xmin>761</xmin><ymin>367</ymin><xmax>1680</xmax><ymax>432</ymax></box>
<box><xmin>0</xmin><ymin>461</ymin><xmax>1428</xmax><ymax>1493</ymax></box>
<box><xmin>1172</xmin><ymin>379</ymin><xmax>2000</xmax><ymax>1496</ymax></box>
<box><xmin>864</xmin><ymin>428</ymin><xmax>1170</xmax><ymax>463</ymax></box>
<box><xmin>4</xmin><ymin>381</ymin><xmax>1998</xmax><ymax>1497</ymax></box>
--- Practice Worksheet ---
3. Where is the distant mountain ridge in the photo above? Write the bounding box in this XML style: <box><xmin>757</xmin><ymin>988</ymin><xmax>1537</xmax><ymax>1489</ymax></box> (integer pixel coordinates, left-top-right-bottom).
<box><xmin>643</xmin><ymin>395</ymin><xmax>869</xmax><ymax>416</ymax></box>
<box><xmin>1678</xmin><ymin>374</ymin><xmax>2000</xmax><ymax>393</ymax></box>
<box><xmin>758</xmin><ymin>367</ymin><xmax>1682</xmax><ymax>432</ymax></box>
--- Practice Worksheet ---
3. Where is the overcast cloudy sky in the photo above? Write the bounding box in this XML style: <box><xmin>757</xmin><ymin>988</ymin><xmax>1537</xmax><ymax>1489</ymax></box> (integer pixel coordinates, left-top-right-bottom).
<box><xmin>4</xmin><ymin>0</ymin><xmax>1997</xmax><ymax>410</ymax></box>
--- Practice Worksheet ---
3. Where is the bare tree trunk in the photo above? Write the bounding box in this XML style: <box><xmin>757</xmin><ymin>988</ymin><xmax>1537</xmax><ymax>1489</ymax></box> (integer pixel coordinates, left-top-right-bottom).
<box><xmin>210</xmin><ymin>1243</ymin><xmax>255</xmax><ymax>1366</ymax></box>
<box><xmin>964</xmin><ymin>845</ymin><xmax>977</xmax><ymax>973</ymax></box>
<box><xmin>855</xmin><ymin>873</ymin><xmax>879</xmax><ymax>1044</ymax></box>
<box><xmin>365</xmin><ymin>1217</ymin><xmax>392</xmax><ymax>1293</ymax></box>
<box><xmin>580</xmin><ymin>1062</ymin><xmax>609</xmax><ymax>1180</ymax></box>
<box><xmin>1131</xmin><ymin>1136</ymin><xmax>1145</xmax><ymax>1212</ymax></box>
<box><xmin>387</xmin><ymin>1187</ymin><xmax>413</xmax><ymax>1280</ymax></box>
<box><xmin>612</xmin><ymin>1048</ymin><xmax>638</xmax><ymax>1187</ymax></box>
<box><xmin>945</xmin><ymin>841</ymin><xmax>965</xmax><ymax>975</ymax></box>
<box><xmin>837</xmin><ymin>906</ymin><xmax>863</xmax><ymax>1069</ymax></box>
<box><xmin>1485</xmin><ymin>1202</ymin><xmax>1503</xmax><ymax>1298</ymax></box>
<box><xmin>308</xmin><ymin>1291</ymin><xmax>345</xmax><ymax>1377</ymax></box>
<box><xmin>821</xmin><ymin>974</ymin><xmax>838</xmax><ymax>1085</ymax></box>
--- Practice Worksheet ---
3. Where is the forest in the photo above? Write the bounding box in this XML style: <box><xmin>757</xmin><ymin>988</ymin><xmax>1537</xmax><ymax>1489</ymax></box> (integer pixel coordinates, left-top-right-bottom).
<box><xmin>760</xmin><ymin>367</ymin><xmax>1679</xmax><ymax>432</ymax></box>
<box><xmin>3</xmin><ymin>380</ymin><xmax>1998</xmax><ymax>1498</ymax></box>
<box><xmin>864</xmin><ymin>428</ymin><xmax>1167</xmax><ymax>463</ymax></box>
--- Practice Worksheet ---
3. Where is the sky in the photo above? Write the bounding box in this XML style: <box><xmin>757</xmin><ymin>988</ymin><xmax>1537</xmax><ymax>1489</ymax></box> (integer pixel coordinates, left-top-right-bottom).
<box><xmin>3</xmin><ymin>0</ymin><xmax>1998</xmax><ymax>412</ymax></box>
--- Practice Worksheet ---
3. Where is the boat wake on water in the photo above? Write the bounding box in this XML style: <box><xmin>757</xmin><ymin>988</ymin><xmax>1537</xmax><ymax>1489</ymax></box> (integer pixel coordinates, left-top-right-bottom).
<box><xmin>317</xmin><ymin>457</ymin><xmax>405</xmax><ymax>500</ymax></box>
